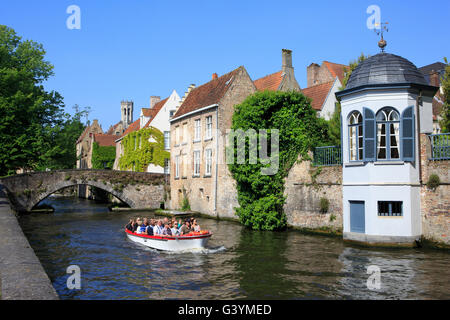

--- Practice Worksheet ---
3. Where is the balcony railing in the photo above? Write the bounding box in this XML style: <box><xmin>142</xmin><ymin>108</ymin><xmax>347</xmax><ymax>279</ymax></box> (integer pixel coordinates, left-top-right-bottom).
<box><xmin>429</xmin><ymin>133</ymin><xmax>450</xmax><ymax>160</ymax></box>
<box><xmin>313</xmin><ymin>146</ymin><xmax>342</xmax><ymax>166</ymax></box>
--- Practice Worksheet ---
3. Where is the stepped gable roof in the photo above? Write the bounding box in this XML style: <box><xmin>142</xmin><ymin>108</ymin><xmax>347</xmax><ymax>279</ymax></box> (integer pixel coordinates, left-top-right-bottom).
<box><xmin>171</xmin><ymin>66</ymin><xmax>243</xmax><ymax>120</ymax></box>
<box><xmin>93</xmin><ymin>134</ymin><xmax>117</xmax><ymax>147</ymax></box>
<box><xmin>143</xmin><ymin>97</ymin><xmax>169</xmax><ymax>128</ymax></box>
<box><xmin>106</xmin><ymin>122</ymin><xmax>121</xmax><ymax>135</ymax></box>
<box><xmin>323</xmin><ymin>61</ymin><xmax>348</xmax><ymax>83</ymax></box>
<box><xmin>254</xmin><ymin>70</ymin><xmax>284</xmax><ymax>91</ymax></box>
<box><xmin>302</xmin><ymin>81</ymin><xmax>334</xmax><ymax>111</ymax></box>
<box><xmin>345</xmin><ymin>53</ymin><xmax>428</xmax><ymax>90</ymax></box>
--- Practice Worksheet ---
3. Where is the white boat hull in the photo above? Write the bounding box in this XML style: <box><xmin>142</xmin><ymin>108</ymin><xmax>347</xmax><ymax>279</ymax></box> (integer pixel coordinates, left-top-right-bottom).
<box><xmin>125</xmin><ymin>229</ymin><xmax>211</xmax><ymax>251</ymax></box>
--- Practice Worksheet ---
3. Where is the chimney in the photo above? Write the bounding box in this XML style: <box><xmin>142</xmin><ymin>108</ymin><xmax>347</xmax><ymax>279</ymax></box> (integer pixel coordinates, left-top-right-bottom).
<box><xmin>212</xmin><ymin>73</ymin><xmax>218</xmax><ymax>80</ymax></box>
<box><xmin>429</xmin><ymin>70</ymin><xmax>440</xmax><ymax>87</ymax></box>
<box><xmin>282</xmin><ymin>49</ymin><xmax>293</xmax><ymax>72</ymax></box>
<box><xmin>307</xmin><ymin>63</ymin><xmax>321</xmax><ymax>87</ymax></box>
<box><xmin>150</xmin><ymin>96</ymin><xmax>161</xmax><ymax>109</ymax></box>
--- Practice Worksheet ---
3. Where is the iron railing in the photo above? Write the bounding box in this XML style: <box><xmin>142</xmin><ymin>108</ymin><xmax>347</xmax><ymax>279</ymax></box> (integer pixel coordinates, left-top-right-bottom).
<box><xmin>429</xmin><ymin>133</ymin><xmax>450</xmax><ymax>160</ymax></box>
<box><xmin>313</xmin><ymin>146</ymin><xmax>342</xmax><ymax>166</ymax></box>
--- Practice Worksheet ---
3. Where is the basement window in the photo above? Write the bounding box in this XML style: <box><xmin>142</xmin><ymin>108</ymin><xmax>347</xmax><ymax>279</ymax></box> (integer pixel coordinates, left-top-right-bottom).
<box><xmin>377</xmin><ymin>201</ymin><xmax>403</xmax><ymax>216</ymax></box>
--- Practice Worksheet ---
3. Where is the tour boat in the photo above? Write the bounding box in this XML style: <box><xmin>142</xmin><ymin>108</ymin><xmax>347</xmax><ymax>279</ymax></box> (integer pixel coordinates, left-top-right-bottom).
<box><xmin>125</xmin><ymin>229</ymin><xmax>212</xmax><ymax>251</ymax></box>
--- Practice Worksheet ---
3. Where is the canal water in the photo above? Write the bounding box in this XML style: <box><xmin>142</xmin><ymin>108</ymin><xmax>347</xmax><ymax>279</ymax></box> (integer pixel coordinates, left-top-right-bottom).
<box><xmin>18</xmin><ymin>196</ymin><xmax>450</xmax><ymax>300</ymax></box>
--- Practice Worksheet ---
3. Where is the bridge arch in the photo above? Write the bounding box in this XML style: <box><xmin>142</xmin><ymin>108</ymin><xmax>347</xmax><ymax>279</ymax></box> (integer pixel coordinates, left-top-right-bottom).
<box><xmin>30</xmin><ymin>181</ymin><xmax>136</xmax><ymax>211</ymax></box>
<box><xmin>0</xmin><ymin>169</ymin><xmax>167</xmax><ymax>213</ymax></box>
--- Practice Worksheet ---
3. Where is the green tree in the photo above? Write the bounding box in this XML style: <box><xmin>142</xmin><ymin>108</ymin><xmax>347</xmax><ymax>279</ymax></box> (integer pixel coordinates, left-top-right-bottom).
<box><xmin>37</xmin><ymin>105</ymin><xmax>90</xmax><ymax>170</ymax></box>
<box><xmin>0</xmin><ymin>25</ymin><xmax>65</xmax><ymax>175</ymax></box>
<box><xmin>439</xmin><ymin>57</ymin><xmax>450</xmax><ymax>133</ymax></box>
<box><xmin>229</xmin><ymin>90</ymin><xmax>330</xmax><ymax>231</ymax></box>
<box><xmin>328</xmin><ymin>53</ymin><xmax>369</xmax><ymax>145</ymax></box>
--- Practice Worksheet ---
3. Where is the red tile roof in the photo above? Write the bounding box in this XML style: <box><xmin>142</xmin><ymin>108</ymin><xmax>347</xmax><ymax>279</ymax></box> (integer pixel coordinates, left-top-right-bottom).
<box><xmin>93</xmin><ymin>134</ymin><xmax>117</xmax><ymax>147</ymax></box>
<box><xmin>172</xmin><ymin>66</ymin><xmax>243</xmax><ymax>120</ymax></box>
<box><xmin>302</xmin><ymin>81</ymin><xmax>334</xmax><ymax>111</ymax></box>
<box><xmin>323</xmin><ymin>61</ymin><xmax>348</xmax><ymax>83</ymax></box>
<box><xmin>143</xmin><ymin>97</ymin><xmax>168</xmax><ymax>128</ymax></box>
<box><xmin>253</xmin><ymin>70</ymin><xmax>284</xmax><ymax>91</ymax></box>
<box><xmin>121</xmin><ymin>119</ymin><xmax>140</xmax><ymax>137</ymax></box>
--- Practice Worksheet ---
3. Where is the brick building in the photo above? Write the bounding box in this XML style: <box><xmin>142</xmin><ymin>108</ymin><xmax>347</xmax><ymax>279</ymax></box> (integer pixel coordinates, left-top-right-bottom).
<box><xmin>169</xmin><ymin>49</ymin><xmax>302</xmax><ymax>218</ymax></box>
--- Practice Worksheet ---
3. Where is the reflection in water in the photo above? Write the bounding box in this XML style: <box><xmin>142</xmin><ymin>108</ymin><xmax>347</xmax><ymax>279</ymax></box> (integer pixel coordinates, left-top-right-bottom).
<box><xmin>19</xmin><ymin>196</ymin><xmax>450</xmax><ymax>300</ymax></box>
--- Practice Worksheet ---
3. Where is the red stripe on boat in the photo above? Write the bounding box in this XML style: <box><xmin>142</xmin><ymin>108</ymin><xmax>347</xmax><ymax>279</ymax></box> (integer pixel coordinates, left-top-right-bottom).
<box><xmin>125</xmin><ymin>229</ymin><xmax>212</xmax><ymax>240</ymax></box>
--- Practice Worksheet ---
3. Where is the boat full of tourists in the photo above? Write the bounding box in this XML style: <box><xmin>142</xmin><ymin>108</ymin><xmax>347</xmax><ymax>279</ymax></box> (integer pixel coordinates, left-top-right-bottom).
<box><xmin>125</xmin><ymin>229</ymin><xmax>212</xmax><ymax>251</ymax></box>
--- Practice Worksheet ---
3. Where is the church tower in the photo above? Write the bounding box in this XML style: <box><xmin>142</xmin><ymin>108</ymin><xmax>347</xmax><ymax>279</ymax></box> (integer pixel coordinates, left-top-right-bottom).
<box><xmin>121</xmin><ymin>100</ymin><xmax>134</xmax><ymax>129</ymax></box>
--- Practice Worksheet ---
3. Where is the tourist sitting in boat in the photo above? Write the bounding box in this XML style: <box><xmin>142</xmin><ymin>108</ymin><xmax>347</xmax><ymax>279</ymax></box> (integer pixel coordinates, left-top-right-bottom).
<box><xmin>162</xmin><ymin>223</ymin><xmax>172</xmax><ymax>236</ymax></box>
<box><xmin>135</xmin><ymin>219</ymin><xmax>145</xmax><ymax>234</ymax></box>
<box><xmin>153</xmin><ymin>220</ymin><xmax>164</xmax><ymax>235</ymax></box>
<box><xmin>192</xmin><ymin>219</ymin><xmax>201</xmax><ymax>232</ymax></box>
<box><xmin>125</xmin><ymin>219</ymin><xmax>133</xmax><ymax>232</ymax></box>
<box><xmin>171</xmin><ymin>221</ymin><xmax>179</xmax><ymax>235</ymax></box>
<box><xmin>179</xmin><ymin>220</ymin><xmax>192</xmax><ymax>235</ymax></box>
<box><xmin>144</xmin><ymin>219</ymin><xmax>153</xmax><ymax>236</ymax></box>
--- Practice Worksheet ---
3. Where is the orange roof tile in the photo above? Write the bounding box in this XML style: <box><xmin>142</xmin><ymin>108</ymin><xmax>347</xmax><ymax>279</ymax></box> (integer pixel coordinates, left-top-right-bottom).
<box><xmin>302</xmin><ymin>81</ymin><xmax>334</xmax><ymax>111</ymax></box>
<box><xmin>121</xmin><ymin>119</ymin><xmax>140</xmax><ymax>137</ymax></box>
<box><xmin>323</xmin><ymin>61</ymin><xmax>348</xmax><ymax>83</ymax></box>
<box><xmin>172</xmin><ymin>67</ymin><xmax>243</xmax><ymax>120</ymax></box>
<box><xmin>93</xmin><ymin>134</ymin><xmax>117</xmax><ymax>147</ymax></box>
<box><xmin>253</xmin><ymin>70</ymin><xmax>284</xmax><ymax>91</ymax></box>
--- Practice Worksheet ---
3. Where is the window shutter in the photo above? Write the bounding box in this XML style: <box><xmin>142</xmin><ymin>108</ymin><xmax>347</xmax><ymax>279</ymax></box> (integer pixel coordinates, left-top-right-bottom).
<box><xmin>401</xmin><ymin>106</ymin><xmax>415</xmax><ymax>162</ymax></box>
<box><xmin>363</xmin><ymin>107</ymin><xmax>376</xmax><ymax>161</ymax></box>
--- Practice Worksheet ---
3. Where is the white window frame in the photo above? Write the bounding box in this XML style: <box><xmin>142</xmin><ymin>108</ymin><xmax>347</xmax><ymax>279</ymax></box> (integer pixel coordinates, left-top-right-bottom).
<box><xmin>193</xmin><ymin>150</ymin><xmax>201</xmax><ymax>176</ymax></box>
<box><xmin>175</xmin><ymin>155</ymin><xmax>180</xmax><ymax>178</ymax></box>
<box><xmin>194</xmin><ymin>119</ymin><xmax>201</xmax><ymax>141</ymax></box>
<box><xmin>164</xmin><ymin>131</ymin><xmax>170</xmax><ymax>150</ymax></box>
<box><xmin>206</xmin><ymin>116</ymin><xmax>212</xmax><ymax>139</ymax></box>
<box><xmin>205</xmin><ymin>149</ymin><xmax>212</xmax><ymax>176</ymax></box>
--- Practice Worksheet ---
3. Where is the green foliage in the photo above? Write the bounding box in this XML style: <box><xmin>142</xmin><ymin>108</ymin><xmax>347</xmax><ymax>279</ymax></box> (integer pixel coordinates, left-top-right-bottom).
<box><xmin>319</xmin><ymin>197</ymin><xmax>329</xmax><ymax>214</ymax></box>
<box><xmin>119</xmin><ymin>127</ymin><xmax>170</xmax><ymax>172</ymax></box>
<box><xmin>0</xmin><ymin>25</ymin><xmax>67</xmax><ymax>175</ymax></box>
<box><xmin>91</xmin><ymin>142</ymin><xmax>116</xmax><ymax>169</ymax></box>
<box><xmin>328</xmin><ymin>53</ymin><xmax>369</xmax><ymax>146</ymax></box>
<box><xmin>181</xmin><ymin>196</ymin><xmax>191</xmax><ymax>211</ymax></box>
<box><xmin>440</xmin><ymin>57</ymin><xmax>450</xmax><ymax>133</ymax></box>
<box><xmin>229</xmin><ymin>90</ymin><xmax>331</xmax><ymax>231</ymax></box>
<box><xmin>329</xmin><ymin>214</ymin><xmax>336</xmax><ymax>222</ymax></box>
<box><xmin>427</xmin><ymin>174</ymin><xmax>440</xmax><ymax>191</ymax></box>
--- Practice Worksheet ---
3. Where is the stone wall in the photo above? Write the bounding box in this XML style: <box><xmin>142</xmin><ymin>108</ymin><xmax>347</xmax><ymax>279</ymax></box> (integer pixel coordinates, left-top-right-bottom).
<box><xmin>420</xmin><ymin>134</ymin><xmax>450</xmax><ymax>245</ymax></box>
<box><xmin>284</xmin><ymin>154</ymin><xmax>343</xmax><ymax>231</ymax></box>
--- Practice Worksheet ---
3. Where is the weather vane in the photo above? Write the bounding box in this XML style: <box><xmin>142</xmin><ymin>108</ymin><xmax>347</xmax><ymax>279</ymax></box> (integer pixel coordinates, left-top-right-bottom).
<box><xmin>375</xmin><ymin>21</ymin><xmax>389</xmax><ymax>52</ymax></box>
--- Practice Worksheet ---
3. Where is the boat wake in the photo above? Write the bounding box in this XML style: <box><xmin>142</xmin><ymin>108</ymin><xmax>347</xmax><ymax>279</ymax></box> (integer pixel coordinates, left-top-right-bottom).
<box><xmin>163</xmin><ymin>245</ymin><xmax>227</xmax><ymax>255</ymax></box>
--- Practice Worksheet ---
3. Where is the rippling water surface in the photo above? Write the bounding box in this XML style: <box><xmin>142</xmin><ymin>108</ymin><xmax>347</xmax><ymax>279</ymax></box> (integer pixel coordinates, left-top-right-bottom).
<box><xmin>18</xmin><ymin>196</ymin><xmax>450</xmax><ymax>300</ymax></box>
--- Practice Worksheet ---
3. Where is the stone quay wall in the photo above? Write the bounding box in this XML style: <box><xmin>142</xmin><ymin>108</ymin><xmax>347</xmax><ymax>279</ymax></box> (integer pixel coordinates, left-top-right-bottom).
<box><xmin>284</xmin><ymin>154</ymin><xmax>343</xmax><ymax>232</ymax></box>
<box><xmin>0</xmin><ymin>184</ymin><xmax>59</xmax><ymax>300</ymax></box>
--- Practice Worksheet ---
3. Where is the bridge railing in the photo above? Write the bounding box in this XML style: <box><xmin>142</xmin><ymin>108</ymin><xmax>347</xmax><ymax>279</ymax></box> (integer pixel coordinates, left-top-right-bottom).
<box><xmin>312</xmin><ymin>146</ymin><xmax>342</xmax><ymax>166</ymax></box>
<box><xmin>429</xmin><ymin>133</ymin><xmax>450</xmax><ymax>161</ymax></box>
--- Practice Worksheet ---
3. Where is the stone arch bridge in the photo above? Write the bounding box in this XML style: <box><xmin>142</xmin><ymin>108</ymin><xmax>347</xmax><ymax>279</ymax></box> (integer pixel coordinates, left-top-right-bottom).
<box><xmin>0</xmin><ymin>169</ymin><xmax>169</xmax><ymax>212</ymax></box>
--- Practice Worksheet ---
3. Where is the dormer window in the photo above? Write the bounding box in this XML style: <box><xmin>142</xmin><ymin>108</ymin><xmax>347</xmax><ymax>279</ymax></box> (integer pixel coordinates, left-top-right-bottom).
<box><xmin>376</xmin><ymin>107</ymin><xmax>400</xmax><ymax>160</ymax></box>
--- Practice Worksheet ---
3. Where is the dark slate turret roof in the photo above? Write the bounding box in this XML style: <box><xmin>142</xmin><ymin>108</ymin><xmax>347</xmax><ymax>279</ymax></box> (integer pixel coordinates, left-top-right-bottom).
<box><xmin>346</xmin><ymin>53</ymin><xmax>428</xmax><ymax>90</ymax></box>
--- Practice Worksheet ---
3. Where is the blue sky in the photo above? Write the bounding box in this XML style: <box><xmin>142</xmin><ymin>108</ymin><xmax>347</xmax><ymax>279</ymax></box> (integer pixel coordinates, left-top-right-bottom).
<box><xmin>1</xmin><ymin>0</ymin><xmax>449</xmax><ymax>130</ymax></box>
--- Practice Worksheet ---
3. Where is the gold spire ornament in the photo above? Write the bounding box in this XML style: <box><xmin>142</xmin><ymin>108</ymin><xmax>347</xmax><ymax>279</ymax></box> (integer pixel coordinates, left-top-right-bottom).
<box><xmin>375</xmin><ymin>22</ymin><xmax>389</xmax><ymax>52</ymax></box>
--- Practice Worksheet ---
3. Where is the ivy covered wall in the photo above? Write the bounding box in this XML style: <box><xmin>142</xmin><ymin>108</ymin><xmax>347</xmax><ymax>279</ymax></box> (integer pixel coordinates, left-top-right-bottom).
<box><xmin>91</xmin><ymin>142</ymin><xmax>116</xmax><ymax>169</ymax></box>
<box><xmin>119</xmin><ymin>126</ymin><xmax>170</xmax><ymax>172</ymax></box>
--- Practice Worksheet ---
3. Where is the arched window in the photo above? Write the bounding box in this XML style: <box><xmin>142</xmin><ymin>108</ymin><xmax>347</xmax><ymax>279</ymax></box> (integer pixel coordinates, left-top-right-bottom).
<box><xmin>348</xmin><ymin>111</ymin><xmax>363</xmax><ymax>161</ymax></box>
<box><xmin>376</xmin><ymin>107</ymin><xmax>400</xmax><ymax>160</ymax></box>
